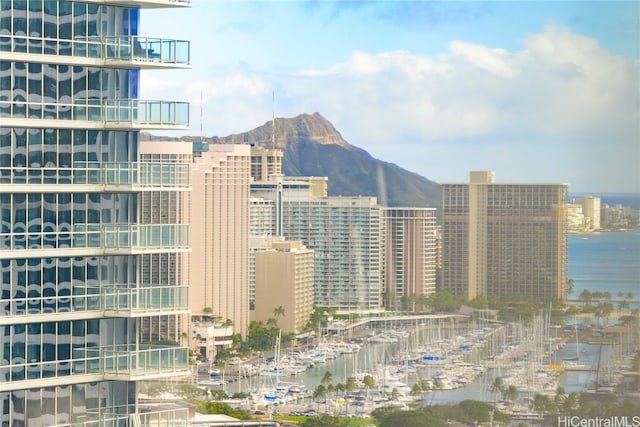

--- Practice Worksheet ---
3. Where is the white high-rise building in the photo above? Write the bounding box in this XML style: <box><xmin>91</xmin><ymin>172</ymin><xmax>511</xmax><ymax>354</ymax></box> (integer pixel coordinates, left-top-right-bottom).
<box><xmin>282</xmin><ymin>196</ymin><xmax>384</xmax><ymax>310</ymax></box>
<box><xmin>1</xmin><ymin>0</ymin><xmax>192</xmax><ymax>424</ymax></box>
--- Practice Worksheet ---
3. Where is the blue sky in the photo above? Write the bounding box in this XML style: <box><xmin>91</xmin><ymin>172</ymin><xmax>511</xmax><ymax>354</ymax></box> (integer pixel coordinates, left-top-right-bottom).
<box><xmin>141</xmin><ymin>1</ymin><xmax>640</xmax><ymax>193</ymax></box>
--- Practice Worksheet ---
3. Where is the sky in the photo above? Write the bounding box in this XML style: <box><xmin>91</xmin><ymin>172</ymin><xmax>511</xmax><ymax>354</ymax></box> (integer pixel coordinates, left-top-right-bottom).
<box><xmin>140</xmin><ymin>1</ymin><xmax>640</xmax><ymax>193</ymax></box>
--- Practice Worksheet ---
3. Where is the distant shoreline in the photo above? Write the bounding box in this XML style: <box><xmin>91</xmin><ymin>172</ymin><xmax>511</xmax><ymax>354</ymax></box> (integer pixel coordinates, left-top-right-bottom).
<box><xmin>568</xmin><ymin>228</ymin><xmax>637</xmax><ymax>234</ymax></box>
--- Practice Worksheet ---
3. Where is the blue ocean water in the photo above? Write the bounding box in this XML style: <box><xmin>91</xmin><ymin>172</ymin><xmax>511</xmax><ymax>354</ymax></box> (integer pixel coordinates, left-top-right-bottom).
<box><xmin>568</xmin><ymin>229</ymin><xmax>640</xmax><ymax>301</ymax></box>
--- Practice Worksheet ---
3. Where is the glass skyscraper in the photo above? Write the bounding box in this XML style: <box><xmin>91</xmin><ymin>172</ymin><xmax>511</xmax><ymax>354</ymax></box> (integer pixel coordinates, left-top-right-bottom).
<box><xmin>1</xmin><ymin>0</ymin><xmax>191</xmax><ymax>425</ymax></box>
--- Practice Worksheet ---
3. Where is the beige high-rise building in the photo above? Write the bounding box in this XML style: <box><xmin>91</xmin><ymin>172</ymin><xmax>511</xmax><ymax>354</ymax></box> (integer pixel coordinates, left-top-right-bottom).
<box><xmin>442</xmin><ymin>171</ymin><xmax>568</xmax><ymax>301</ymax></box>
<box><xmin>191</xmin><ymin>144</ymin><xmax>251</xmax><ymax>337</ymax></box>
<box><xmin>383</xmin><ymin>208</ymin><xmax>437</xmax><ymax>311</ymax></box>
<box><xmin>254</xmin><ymin>241</ymin><xmax>315</xmax><ymax>333</ymax></box>
<box><xmin>574</xmin><ymin>196</ymin><xmax>601</xmax><ymax>231</ymax></box>
<box><xmin>251</xmin><ymin>146</ymin><xmax>283</xmax><ymax>181</ymax></box>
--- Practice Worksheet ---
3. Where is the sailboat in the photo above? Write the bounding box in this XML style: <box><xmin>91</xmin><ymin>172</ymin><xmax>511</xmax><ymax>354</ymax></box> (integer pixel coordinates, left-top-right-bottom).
<box><xmin>562</xmin><ymin>325</ymin><xmax>580</xmax><ymax>361</ymax></box>
<box><xmin>561</xmin><ymin>325</ymin><xmax>593</xmax><ymax>371</ymax></box>
<box><xmin>587</xmin><ymin>344</ymin><xmax>616</xmax><ymax>393</ymax></box>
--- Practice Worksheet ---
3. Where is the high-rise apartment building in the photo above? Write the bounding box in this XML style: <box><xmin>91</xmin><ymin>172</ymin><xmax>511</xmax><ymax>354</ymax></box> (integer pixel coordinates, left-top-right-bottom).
<box><xmin>190</xmin><ymin>144</ymin><xmax>251</xmax><ymax>338</ymax></box>
<box><xmin>250</xmin><ymin>146</ymin><xmax>282</xmax><ymax>181</ymax></box>
<box><xmin>442</xmin><ymin>172</ymin><xmax>568</xmax><ymax>301</ymax></box>
<box><xmin>1</xmin><ymin>0</ymin><xmax>192</xmax><ymax>424</ymax></box>
<box><xmin>282</xmin><ymin>197</ymin><xmax>384</xmax><ymax>310</ymax></box>
<box><xmin>383</xmin><ymin>208</ymin><xmax>437</xmax><ymax>310</ymax></box>
<box><xmin>254</xmin><ymin>240</ymin><xmax>314</xmax><ymax>333</ymax></box>
<box><xmin>573</xmin><ymin>196</ymin><xmax>601</xmax><ymax>231</ymax></box>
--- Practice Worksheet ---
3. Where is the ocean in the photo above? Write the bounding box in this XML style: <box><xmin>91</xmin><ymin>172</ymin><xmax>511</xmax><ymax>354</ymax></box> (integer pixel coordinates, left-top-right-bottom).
<box><xmin>568</xmin><ymin>229</ymin><xmax>640</xmax><ymax>302</ymax></box>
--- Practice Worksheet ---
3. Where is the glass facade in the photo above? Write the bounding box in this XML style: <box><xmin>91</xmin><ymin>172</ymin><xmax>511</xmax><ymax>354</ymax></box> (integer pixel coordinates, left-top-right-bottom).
<box><xmin>1</xmin><ymin>0</ymin><xmax>191</xmax><ymax>425</ymax></box>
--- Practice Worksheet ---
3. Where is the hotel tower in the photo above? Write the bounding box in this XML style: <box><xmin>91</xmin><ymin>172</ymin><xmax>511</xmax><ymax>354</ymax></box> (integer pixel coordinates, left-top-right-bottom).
<box><xmin>442</xmin><ymin>171</ymin><xmax>568</xmax><ymax>301</ymax></box>
<box><xmin>1</xmin><ymin>0</ymin><xmax>192</xmax><ymax>425</ymax></box>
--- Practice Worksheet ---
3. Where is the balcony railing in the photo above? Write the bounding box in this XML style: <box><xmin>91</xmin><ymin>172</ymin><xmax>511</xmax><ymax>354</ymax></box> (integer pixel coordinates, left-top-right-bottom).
<box><xmin>0</xmin><ymin>285</ymin><xmax>189</xmax><ymax>319</ymax></box>
<box><xmin>77</xmin><ymin>0</ymin><xmax>191</xmax><ymax>8</ymax></box>
<box><xmin>82</xmin><ymin>406</ymin><xmax>190</xmax><ymax>427</ymax></box>
<box><xmin>0</xmin><ymin>224</ymin><xmax>189</xmax><ymax>253</ymax></box>
<box><xmin>0</xmin><ymin>162</ymin><xmax>190</xmax><ymax>188</ymax></box>
<box><xmin>0</xmin><ymin>99</ymin><xmax>190</xmax><ymax>129</ymax></box>
<box><xmin>0</xmin><ymin>34</ymin><xmax>190</xmax><ymax>66</ymax></box>
<box><xmin>71</xmin><ymin>345</ymin><xmax>189</xmax><ymax>378</ymax></box>
<box><xmin>0</xmin><ymin>345</ymin><xmax>189</xmax><ymax>385</ymax></box>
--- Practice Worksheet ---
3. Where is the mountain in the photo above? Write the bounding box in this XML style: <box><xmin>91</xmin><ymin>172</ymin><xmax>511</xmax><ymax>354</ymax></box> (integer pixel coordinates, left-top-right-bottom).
<box><xmin>213</xmin><ymin>113</ymin><xmax>441</xmax><ymax>208</ymax></box>
<box><xmin>141</xmin><ymin>112</ymin><xmax>441</xmax><ymax>208</ymax></box>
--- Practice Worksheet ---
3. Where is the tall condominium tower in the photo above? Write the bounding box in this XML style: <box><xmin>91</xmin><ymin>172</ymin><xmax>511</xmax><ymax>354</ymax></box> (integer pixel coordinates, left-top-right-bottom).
<box><xmin>250</xmin><ymin>146</ymin><xmax>283</xmax><ymax>182</ymax></box>
<box><xmin>254</xmin><ymin>240</ymin><xmax>314</xmax><ymax>334</ymax></box>
<box><xmin>282</xmin><ymin>196</ymin><xmax>384</xmax><ymax>310</ymax></box>
<box><xmin>190</xmin><ymin>144</ymin><xmax>251</xmax><ymax>338</ymax></box>
<box><xmin>441</xmin><ymin>172</ymin><xmax>568</xmax><ymax>301</ymax></box>
<box><xmin>383</xmin><ymin>208</ymin><xmax>437</xmax><ymax>311</ymax></box>
<box><xmin>1</xmin><ymin>1</ymin><xmax>192</xmax><ymax>424</ymax></box>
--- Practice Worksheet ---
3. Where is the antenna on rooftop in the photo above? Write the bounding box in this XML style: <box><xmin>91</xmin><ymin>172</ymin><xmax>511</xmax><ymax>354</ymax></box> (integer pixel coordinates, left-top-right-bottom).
<box><xmin>271</xmin><ymin>91</ymin><xmax>275</xmax><ymax>149</ymax></box>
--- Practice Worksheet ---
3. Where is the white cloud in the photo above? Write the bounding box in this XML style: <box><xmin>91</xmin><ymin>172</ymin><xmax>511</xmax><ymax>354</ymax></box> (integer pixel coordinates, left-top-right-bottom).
<box><xmin>140</xmin><ymin>25</ymin><xmax>639</xmax><ymax>191</ymax></box>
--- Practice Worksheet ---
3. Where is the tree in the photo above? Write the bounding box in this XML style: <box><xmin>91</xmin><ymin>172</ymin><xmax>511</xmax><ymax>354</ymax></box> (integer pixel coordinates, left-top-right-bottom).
<box><xmin>312</xmin><ymin>384</ymin><xmax>327</xmax><ymax>411</ymax></box>
<box><xmin>321</xmin><ymin>370</ymin><xmax>333</xmax><ymax>386</ymax></box>
<box><xmin>505</xmin><ymin>385</ymin><xmax>519</xmax><ymax>403</ymax></box>
<box><xmin>363</xmin><ymin>374</ymin><xmax>376</xmax><ymax>390</ymax></box>
<box><xmin>410</xmin><ymin>383</ymin><xmax>423</xmax><ymax>397</ymax></box>
<box><xmin>202</xmin><ymin>306</ymin><xmax>213</xmax><ymax>314</ymax></box>
<box><xmin>273</xmin><ymin>305</ymin><xmax>285</xmax><ymax>323</ymax></box>
<box><xmin>345</xmin><ymin>376</ymin><xmax>357</xmax><ymax>393</ymax></box>
<box><xmin>579</xmin><ymin>289</ymin><xmax>593</xmax><ymax>307</ymax></box>
<box><xmin>430</xmin><ymin>377</ymin><xmax>444</xmax><ymax>404</ymax></box>
<box><xmin>490</xmin><ymin>376</ymin><xmax>505</xmax><ymax>403</ymax></box>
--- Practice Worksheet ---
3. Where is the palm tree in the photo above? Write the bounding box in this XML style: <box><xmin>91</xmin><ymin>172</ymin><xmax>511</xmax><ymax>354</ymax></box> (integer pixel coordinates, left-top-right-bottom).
<box><xmin>273</xmin><ymin>306</ymin><xmax>285</xmax><ymax>322</ymax></box>
<box><xmin>363</xmin><ymin>375</ymin><xmax>376</xmax><ymax>390</ymax></box>
<box><xmin>410</xmin><ymin>383</ymin><xmax>423</xmax><ymax>397</ymax></box>
<box><xmin>321</xmin><ymin>370</ymin><xmax>333</xmax><ymax>386</ymax></box>
<box><xmin>345</xmin><ymin>376</ymin><xmax>357</xmax><ymax>393</ymax></box>
<box><xmin>490</xmin><ymin>376</ymin><xmax>505</xmax><ymax>404</ymax></box>
<box><xmin>505</xmin><ymin>385</ymin><xmax>519</xmax><ymax>403</ymax></box>
<box><xmin>312</xmin><ymin>385</ymin><xmax>326</xmax><ymax>412</ymax></box>
<box><xmin>579</xmin><ymin>289</ymin><xmax>593</xmax><ymax>307</ymax></box>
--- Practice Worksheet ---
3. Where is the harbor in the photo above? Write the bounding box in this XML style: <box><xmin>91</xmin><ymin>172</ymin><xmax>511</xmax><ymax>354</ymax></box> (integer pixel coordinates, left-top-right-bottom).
<box><xmin>179</xmin><ymin>312</ymin><xmax>640</xmax><ymax>419</ymax></box>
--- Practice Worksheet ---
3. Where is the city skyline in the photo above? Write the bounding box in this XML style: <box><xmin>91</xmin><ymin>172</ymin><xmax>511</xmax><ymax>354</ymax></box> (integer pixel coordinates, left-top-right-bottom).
<box><xmin>141</xmin><ymin>0</ymin><xmax>639</xmax><ymax>194</ymax></box>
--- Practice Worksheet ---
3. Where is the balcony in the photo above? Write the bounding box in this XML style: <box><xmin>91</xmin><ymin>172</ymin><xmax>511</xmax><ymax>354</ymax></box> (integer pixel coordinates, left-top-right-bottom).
<box><xmin>0</xmin><ymin>224</ymin><xmax>190</xmax><ymax>258</ymax></box>
<box><xmin>0</xmin><ymin>34</ymin><xmax>190</xmax><ymax>69</ymax></box>
<box><xmin>81</xmin><ymin>406</ymin><xmax>190</xmax><ymax>427</ymax></box>
<box><xmin>0</xmin><ymin>285</ymin><xmax>189</xmax><ymax>323</ymax></box>
<box><xmin>76</xmin><ymin>0</ymin><xmax>191</xmax><ymax>8</ymax></box>
<box><xmin>0</xmin><ymin>346</ymin><xmax>190</xmax><ymax>391</ymax></box>
<box><xmin>72</xmin><ymin>345</ymin><xmax>190</xmax><ymax>379</ymax></box>
<box><xmin>0</xmin><ymin>162</ymin><xmax>191</xmax><ymax>191</ymax></box>
<box><xmin>0</xmin><ymin>99</ymin><xmax>190</xmax><ymax>131</ymax></box>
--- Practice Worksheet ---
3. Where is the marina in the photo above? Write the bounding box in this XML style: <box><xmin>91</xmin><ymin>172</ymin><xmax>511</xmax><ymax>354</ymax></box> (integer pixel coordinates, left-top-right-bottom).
<box><xmin>185</xmin><ymin>312</ymin><xmax>639</xmax><ymax>417</ymax></box>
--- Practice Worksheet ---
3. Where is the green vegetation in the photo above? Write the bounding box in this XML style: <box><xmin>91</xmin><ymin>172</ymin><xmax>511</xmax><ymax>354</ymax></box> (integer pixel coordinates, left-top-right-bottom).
<box><xmin>370</xmin><ymin>401</ymin><xmax>509</xmax><ymax>427</ymax></box>
<box><xmin>529</xmin><ymin>390</ymin><xmax>640</xmax><ymax>417</ymax></box>
<box><xmin>192</xmin><ymin>401</ymin><xmax>252</xmax><ymax>420</ymax></box>
<box><xmin>300</xmin><ymin>416</ymin><xmax>376</xmax><ymax>427</ymax></box>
